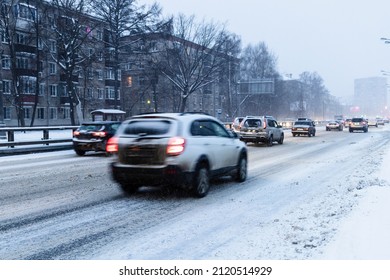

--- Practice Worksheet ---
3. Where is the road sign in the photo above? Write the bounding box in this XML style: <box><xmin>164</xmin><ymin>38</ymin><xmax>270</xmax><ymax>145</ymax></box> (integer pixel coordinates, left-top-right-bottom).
<box><xmin>238</xmin><ymin>79</ymin><xmax>274</xmax><ymax>95</ymax></box>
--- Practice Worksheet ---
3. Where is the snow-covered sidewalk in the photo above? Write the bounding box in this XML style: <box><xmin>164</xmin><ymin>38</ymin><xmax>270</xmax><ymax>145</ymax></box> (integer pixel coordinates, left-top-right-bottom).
<box><xmin>319</xmin><ymin>147</ymin><xmax>390</xmax><ymax>259</ymax></box>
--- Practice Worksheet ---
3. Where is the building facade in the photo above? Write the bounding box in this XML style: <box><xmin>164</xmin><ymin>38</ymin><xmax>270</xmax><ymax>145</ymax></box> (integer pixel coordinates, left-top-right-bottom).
<box><xmin>354</xmin><ymin>77</ymin><xmax>388</xmax><ymax>117</ymax></box>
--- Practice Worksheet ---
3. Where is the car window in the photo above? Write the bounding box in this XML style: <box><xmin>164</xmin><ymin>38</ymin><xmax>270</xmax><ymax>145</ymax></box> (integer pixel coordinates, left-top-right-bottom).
<box><xmin>244</xmin><ymin>119</ymin><xmax>262</xmax><ymax>127</ymax></box>
<box><xmin>352</xmin><ymin>118</ymin><xmax>362</xmax><ymax>122</ymax></box>
<box><xmin>123</xmin><ymin>120</ymin><xmax>171</xmax><ymax>135</ymax></box>
<box><xmin>268</xmin><ymin>119</ymin><xmax>276</xmax><ymax>127</ymax></box>
<box><xmin>79</xmin><ymin>124</ymin><xmax>103</xmax><ymax>131</ymax></box>
<box><xmin>191</xmin><ymin>120</ymin><xmax>230</xmax><ymax>137</ymax></box>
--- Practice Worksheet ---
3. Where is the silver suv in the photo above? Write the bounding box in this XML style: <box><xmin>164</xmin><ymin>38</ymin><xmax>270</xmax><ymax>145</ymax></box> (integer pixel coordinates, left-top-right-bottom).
<box><xmin>238</xmin><ymin>116</ymin><xmax>284</xmax><ymax>146</ymax></box>
<box><xmin>107</xmin><ymin>113</ymin><xmax>248</xmax><ymax>198</ymax></box>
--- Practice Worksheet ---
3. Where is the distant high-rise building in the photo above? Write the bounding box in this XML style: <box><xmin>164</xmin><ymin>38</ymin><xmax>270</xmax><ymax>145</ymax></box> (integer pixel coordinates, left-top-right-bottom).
<box><xmin>354</xmin><ymin>77</ymin><xmax>387</xmax><ymax>117</ymax></box>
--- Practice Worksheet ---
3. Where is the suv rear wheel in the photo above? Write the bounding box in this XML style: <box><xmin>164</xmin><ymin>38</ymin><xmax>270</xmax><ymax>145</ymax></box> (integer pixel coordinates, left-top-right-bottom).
<box><xmin>267</xmin><ymin>135</ymin><xmax>273</xmax><ymax>146</ymax></box>
<box><xmin>278</xmin><ymin>134</ymin><xmax>284</xmax><ymax>144</ymax></box>
<box><xmin>192</xmin><ymin>164</ymin><xmax>210</xmax><ymax>198</ymax></box>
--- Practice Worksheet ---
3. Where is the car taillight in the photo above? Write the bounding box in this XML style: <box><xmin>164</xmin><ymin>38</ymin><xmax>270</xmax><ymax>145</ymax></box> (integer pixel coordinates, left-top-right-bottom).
<box><xmin>92</xmin><ymin>131</ymin><xmax>107</xmax><ymax>137</ymax></box>
<box><xmin>73</xmin><ymin>131</ymin><xmax>80</xmax><ymax>136</ymax></box>
<box><xmin>166</xmin><ymin>137</ymin><xmax>185</xmax><ymax>156</ymax></box>
<box><xmin>106</xmin><ymin>137</ymin><xmax>118</xmax><ymax>153</ymax></box>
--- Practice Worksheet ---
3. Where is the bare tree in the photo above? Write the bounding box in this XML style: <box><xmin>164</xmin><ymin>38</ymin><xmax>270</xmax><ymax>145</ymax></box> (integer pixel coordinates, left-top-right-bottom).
<box><xmin>153</xmin><ymin>14</ymin><xmax>234</xmax><ymax>112</ymax></box>
<box><xmin>90</xmin><ymin>0</ymin><xmax>161</xmax><ymax>110</ymax></box>
<box><xmin>240</xmin><ymin>42</ymin><xmax>278</xmax><ymax>80</ymax></box>
<box><xmin>46</xmin><ymin>0</ymin><xmax>98</xmax><ymax>125</ymax></box>
<box><xmin>299</xmin><ymin>71</ymin><xmax>329</xmax><ymax>119</ymax></box>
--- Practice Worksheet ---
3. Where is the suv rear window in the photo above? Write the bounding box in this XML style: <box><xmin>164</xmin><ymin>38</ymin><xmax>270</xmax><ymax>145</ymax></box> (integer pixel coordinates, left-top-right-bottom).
<box><xmin>79</xmin><ymin>124</ymin><xmax>104</xmax><ymax>131</ymax></box>
<box><xmin>294</xmin><ymin>121</ymin><xmax>311</xmax><ymax>125</ymax></box>
<box><xmin>243</xmin><ymin>119</ymin><xmax>262</xmax><ymax>127</ymax></box>
<box><xmin>351</xmin><ymin>118</ymin><xmax>363</xmax><ymax>122</ymax></box>
<box><xmin>123</xmin><ymin>120</ymin><xmax>171</xmax><ymax>135</ymax></box>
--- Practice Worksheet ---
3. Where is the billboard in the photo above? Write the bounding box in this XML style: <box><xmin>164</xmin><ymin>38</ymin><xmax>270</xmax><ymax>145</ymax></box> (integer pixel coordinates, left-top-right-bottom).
<box><xmin>238</xmin><ymin>79</ymin><xmax>275</xmax><ymax>95</ymax></box>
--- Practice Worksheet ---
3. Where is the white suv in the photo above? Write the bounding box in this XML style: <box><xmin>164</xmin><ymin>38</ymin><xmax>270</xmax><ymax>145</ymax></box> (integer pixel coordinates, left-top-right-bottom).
<box><xmin>239</xmin><ymin>116</ymin><xmax>284</xmax><ymax>146</ymax></box>
<box><xmin>107</xmin><ymin>113</ymin><xmax>248</xmax><ymax>198</ymax></box>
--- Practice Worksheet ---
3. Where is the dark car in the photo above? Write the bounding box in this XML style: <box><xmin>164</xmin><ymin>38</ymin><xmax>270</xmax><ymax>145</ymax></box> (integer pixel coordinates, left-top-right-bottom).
<box><xmin>291</xmin><ymin>119</ymin><xmax>316</xmax><ymax>137</ymax></box>
<box><xmin>73</xmin><ymin>121</ymin><xmax>121</xmax><ymax>156</ymax></box>
<box><xmin>349</xmin><ymin>117</ymin><xmax>368</xmax><ymax>133</ymax></box>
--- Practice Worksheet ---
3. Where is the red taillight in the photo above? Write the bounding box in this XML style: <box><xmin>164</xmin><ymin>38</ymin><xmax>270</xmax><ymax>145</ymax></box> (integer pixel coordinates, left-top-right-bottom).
<box><xmin>166</xmin><ymin>137</ymin><xmax>185</xmax><ymax>156</ymax></box>
<box><xmin>92</xmin><ymin>131</ymin><xmax>107</xmax><ymax>137</ymax></box>
<box><xmin>73</xmin><ymin>131</ymin><xmax>80</xmax><ymax>136</ymax></box>
<box><xmin>106</xmin><ymin>137</ymin><xmax>118</xmax><ymax>153</ymax></box>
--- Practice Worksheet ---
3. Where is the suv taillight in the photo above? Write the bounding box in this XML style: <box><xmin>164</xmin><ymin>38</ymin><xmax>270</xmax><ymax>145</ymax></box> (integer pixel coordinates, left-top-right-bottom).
<box><xmin>106</xmin><ymin>137</ymin><xmax>118</xmax><ymax>153</ymax></box>
<box><xmin>73</xmin><ymin>131</ymin><xmax>80</xmax><ymax>136</ymax></box>
<box><xmin>166</xmin><ymin>137</ymin><xmax>185</xmax><ymax>156</ymax></box>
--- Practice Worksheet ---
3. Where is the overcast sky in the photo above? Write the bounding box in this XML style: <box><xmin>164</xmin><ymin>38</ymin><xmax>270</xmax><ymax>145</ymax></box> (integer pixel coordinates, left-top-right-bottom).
<box><xmin>142</xmin><ymin>0</ymin><xmax>390</xmax><ymax>102</ymax></box>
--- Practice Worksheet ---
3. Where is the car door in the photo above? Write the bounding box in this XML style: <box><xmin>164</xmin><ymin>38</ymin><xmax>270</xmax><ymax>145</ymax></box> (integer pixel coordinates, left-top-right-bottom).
<box><xmin>196</xmin><ymin>120</ymin><xmax>238</xmax><ymax>171</ymax></box>
<box><xmin>267</xmin><ymin>119</ymin><xmax>281</xmax><ymax>140</ymax></box>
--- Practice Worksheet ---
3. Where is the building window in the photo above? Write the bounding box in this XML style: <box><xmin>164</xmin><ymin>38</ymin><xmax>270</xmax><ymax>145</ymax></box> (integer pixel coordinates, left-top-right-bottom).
<box><xmin>16</xmin><ymin>33</ymin><xmax>28</xmax><ymax>45</ymax></box>
<box><xmin>37</xmin><ymin>108</ymin><xmax>45</xmax><ymax>119</ymax></box>
<box><xmin>96</xmin><ymin>70</ymin><xmax>103</xmax><ymax>80</ymax></box>
<box><xmin>17</xmin><ymin>4</ymin><xmax>37</xmax><ymax>21</ymax></box>
<box><xmin>17</xmin><ymin>57</ymin><xmax>29</xmax><ymax>69</ymax></box>
<box><xmin>39</xmin><ymin>84</ymin><xmax>45</xmax><ymax>96</ymax></box>
<box><xmin>96</xmin><ymin>30</ymin><xmax>102</xmax><ymax>40</ymax></box>
<box><xmin>49</xmin><ymin>84</ymin><xmax>58</xmax><ymax>97</ymax></box>
<box><xmin>63</xmin><ymin>107</ymin><xmax>70</xmax><ymax>119</ymax></box>
<box><xmin>97</xmin><ymin>88</ymin><xmax>104</xmax><ymax>99</ymax></box>
<box><xmin>87</xmin><ymin>88</ymin><xmax>93</xmax><ymax>98</ymax></box>
<box><xmin>49</xmin><ymin>62</ymin><xmax>56</xmax><ymax>75</ymax></box>
<box><xmin>2</xmin><ymin>80</ymin><xmax>11</xmax><ymax>94</ymax></box>
<box><xmin>50</xmin><ymin>107</ymin><xmax>57</xmax><ymax>119</ymax></box>
<box><xmin>21</xmin><ymin>76</ymin><xmax>36</xmax><ymax>94</ymax></box>
<box><xmin>3</xmin><ymin>107</ymin><xmax>11</xmax><ymax>120</ymax></box>
<box><xmin>2</xmin><ymin>56</ymin><xmax>11</xmax><ymax>69</ymax></box>
<box><xmin>1</xmin><ymin>30</ymin><xmax>9</xmax><ymax>43</ymax></box>
<box><xmin>23</xmin><ymin>107</ymin><xmax>31</xmax><ymax>119</ymax></box>
<box><xmin>49</xmin><ymin>40</ymin><xmax>56</xmax><ymax>53</ymax></box>
<box><xmin>105</xmin><ymin>68</ymin><xmax>115</xmax><ymax>80</ymax></box>
<box><xmin>105</xmin><ymin>86</ymin><xmax>115</xmax><ymax>99</ymax></box>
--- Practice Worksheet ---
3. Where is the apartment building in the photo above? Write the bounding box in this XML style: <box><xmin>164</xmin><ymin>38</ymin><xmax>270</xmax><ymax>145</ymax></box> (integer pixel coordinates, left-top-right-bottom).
<box><xmin>1</xmin><ymin>1</ymin><xmax>235</xmax><ymax>127</ymax></box>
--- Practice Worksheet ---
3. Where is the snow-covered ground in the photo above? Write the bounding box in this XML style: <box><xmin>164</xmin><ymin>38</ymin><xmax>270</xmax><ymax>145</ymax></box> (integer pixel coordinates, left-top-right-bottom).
<box><xmin>318</xmin><ymin>147</ymin><xmax>390</xmax><ymax>259</ymax></box>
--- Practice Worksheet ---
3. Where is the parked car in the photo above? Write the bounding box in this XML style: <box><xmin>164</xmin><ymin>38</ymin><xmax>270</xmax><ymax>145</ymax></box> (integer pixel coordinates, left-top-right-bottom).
<box><xmin>107</xmin><ymin>112</ymin><xmax>248</xmax><ymax>198</ymax></box>
<box><xmin>326</xmin><ymin>120</ymin><xmax>343</xmax><ymax>131</ymax></box>
<box><xmin>291</xmin><ymin>119</ymin><xmax>316</xmax><ymax>137</ymax></box>
<box><xmin>349</xmin><ymin>117</ymin><xmax>368</xmax><ymax>133</ymax></box>
<box><xmin>238</xmin><ymin>116</ymin><xmax>284</xmax><ymax>146</ymax></box>
<box><xmin>73</xmin><ymin>121</ymin><xmax>121</xmax><ymax>156</ymax></box>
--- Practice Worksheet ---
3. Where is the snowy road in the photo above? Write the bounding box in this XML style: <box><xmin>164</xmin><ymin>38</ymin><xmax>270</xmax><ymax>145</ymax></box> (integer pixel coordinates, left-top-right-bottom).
<box><xmin>1</xmin><ymin>125</ymin><xmax>389</xmax><ymax>260</ymax></box>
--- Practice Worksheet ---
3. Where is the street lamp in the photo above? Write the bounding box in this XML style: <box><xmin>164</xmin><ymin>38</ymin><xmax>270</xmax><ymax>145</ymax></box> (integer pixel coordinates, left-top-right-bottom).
<box><xmin>380</xmin><ymin>37</ymin><xmax>390</xmax><ymax>44</ymax></box>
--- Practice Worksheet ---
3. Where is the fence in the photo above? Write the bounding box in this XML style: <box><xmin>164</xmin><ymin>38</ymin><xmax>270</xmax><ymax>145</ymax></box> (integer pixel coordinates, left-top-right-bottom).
<box><xmin>0</xmin><ymin>126</ymin><xmax>78</xmax><ymax>154</ymax></box>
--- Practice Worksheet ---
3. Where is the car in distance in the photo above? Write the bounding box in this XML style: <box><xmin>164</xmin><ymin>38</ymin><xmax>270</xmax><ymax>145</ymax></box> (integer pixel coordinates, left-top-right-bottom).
<box><xmin>376</xmin><ymin>117</ymin><xmax>385</xmax><ymax>126</ymax></box>
<box><xmin>344</xmin><ymin>118</ymin><xmax>352</xmax><ymax>127</ymax></box>
<box><xmin>238</xmin><ymin>116</ymin><xmax>284</xmax><ymax>146</ymax></box>
<box><xmin>291</xmin><ymin>119</ymin><xmax>316</xmax><ymax>137</ymax></box>
<box><xmin>349</xmin><ymin>117</ymin><xmax>368</xmax><ymax>133</ymax></box>
<box><xmin>367</xmin><ymin>118</ymin><xmax>378</xmax><ymax>127</ymax></box>
<box><xmin>326</xmin><ymin>120</ymin><xmax>344</xmax><ymax>131</ymax></box>
<box><xmin>107</xmin><ymin>112</ymin><xmax>248</xmax><ymax>198</ymax></box>
<box><xmin>231</xmin><ymin>116</ymin><xmax>244</xmax><ymax>133</ymax></box>
<box><xmin>73</xmin><ymin>121</ymin><xmax>121</xmax><ymax>156</ymax></box>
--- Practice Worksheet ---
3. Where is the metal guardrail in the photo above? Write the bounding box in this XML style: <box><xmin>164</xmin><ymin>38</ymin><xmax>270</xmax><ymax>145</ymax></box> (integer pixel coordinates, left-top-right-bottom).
<box><xmin>0</xmin><ymin>126</ymin><xmax>78</xmax><ymax>149</ymax></box>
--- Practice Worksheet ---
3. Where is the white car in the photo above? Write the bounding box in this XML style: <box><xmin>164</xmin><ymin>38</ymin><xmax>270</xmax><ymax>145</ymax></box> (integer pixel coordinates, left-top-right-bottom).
<box><xmin>107</xmin><ymin>113</ymin><xmax>248</xmax><ymax>198</ymax></box>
